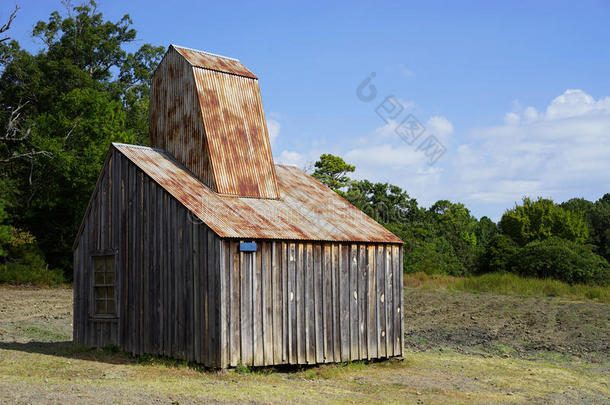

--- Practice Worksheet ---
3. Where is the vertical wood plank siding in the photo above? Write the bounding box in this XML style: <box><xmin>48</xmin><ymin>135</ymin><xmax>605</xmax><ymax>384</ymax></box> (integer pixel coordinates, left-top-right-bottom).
<box><xmin>74</xmin><ymin>149</ymin><xmax>404</xmax><ymax>368</ymax></box>
<box><xmin>74</xmin><ymin>149</ymin><xmax>222</xmax><ymax>367</ymax></box>
<box><xmin>220</xmin><ymin>239</ymin><xmax>404</xmax><ymax>366</ymax></box>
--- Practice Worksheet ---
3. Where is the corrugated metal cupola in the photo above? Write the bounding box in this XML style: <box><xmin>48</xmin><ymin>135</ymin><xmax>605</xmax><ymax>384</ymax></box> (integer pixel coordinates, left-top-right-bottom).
<box><xmin>149</xmin><ymin>45</ymin><xmax>279</xmax><ymax>199</ymax></box>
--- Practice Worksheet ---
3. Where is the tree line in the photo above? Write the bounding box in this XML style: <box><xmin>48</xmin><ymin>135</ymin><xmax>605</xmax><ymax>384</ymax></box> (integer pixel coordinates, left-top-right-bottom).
<box><xmin>312</xmin><ymin>154</ymin><xmax>610</xmax><ymax>286</ymax></box>
<box><xmin>1</xmin><ymin>2</ymin><xmax>608</xmax><ymax>286</ymax></box>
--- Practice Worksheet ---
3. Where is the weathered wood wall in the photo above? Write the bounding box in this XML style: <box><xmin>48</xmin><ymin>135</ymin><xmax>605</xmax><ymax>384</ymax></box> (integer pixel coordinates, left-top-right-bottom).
<box><xmin>219</xmin><ymin>240</ymin><xmax>403</xmax><ymax>368</ymax></box>
<box><xmin>74</xmin><ymin>148</ymin><xmax>223</xmax><ymax>367</ymax></box>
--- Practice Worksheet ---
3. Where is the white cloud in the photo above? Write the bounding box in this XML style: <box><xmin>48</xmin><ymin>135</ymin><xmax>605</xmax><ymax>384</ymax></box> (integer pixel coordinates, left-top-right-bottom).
<box><xmin>397</xmin><ymin>64</ymin><xmax>415</xmax><ymax>78</ymax></box>
<box><xmin>504</xmin><ymin>112</ymin><xmax>520</xmax><ymax>125</ymax></box>
<box><xmin>426</xmin><ymin>115</ymin><xmax>454</xmax><ymax>139</ymax></box>
<box><xmin>277</xmin><ymin>150</ymin><xmax>304</xmax><ymax>167</ymax></box>
<box><xmin>453</xmin><ymin>89</ymin><xmax>610</xmax><ymax>212</ymax></box>
<box><xmin>504</xmin><ymin>89</ymin><xmax>610</xmax><ymax>126</ymax></box>
<box><xmin>545</xmin><ymin>89</ymin><xmax>610</xmax><ymax>120</ymax></box>
<box><xmin>266</xmin><ymin>119</ymin><xmax>280</xmax><ymax>145</ymax></box>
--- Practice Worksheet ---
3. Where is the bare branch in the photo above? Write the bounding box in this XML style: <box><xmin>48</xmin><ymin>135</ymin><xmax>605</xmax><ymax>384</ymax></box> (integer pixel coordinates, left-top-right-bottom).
<box><xmin>0</xmin><ymin>5</ymin><xmax>19</xmax><ymax>42</ymax></box>
<box><xmin>63</xmin><ymin>118</ymin><xmax>80</xmax><ymax>143</ymax></box>
<box><xmin>2</xmin><ymin>101</ymin><xmax>35</xmax><ymax>141</ymax></box>
<box><xmin>302</xmin><ymin>161</ymin><xmax>314</xmax><ymax>174</ymax></box>
<box><xmin>0</xmin><ymin>149</ymin><xmax>52</xmax><ymax>163</ymax></box>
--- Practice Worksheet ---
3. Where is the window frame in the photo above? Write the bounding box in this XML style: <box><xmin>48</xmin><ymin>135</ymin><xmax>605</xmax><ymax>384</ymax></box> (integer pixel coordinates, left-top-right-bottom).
<box><xmin>90</xmin><ymin>250</ymin><xmax>117</xmax><ymax>319</ymax></box>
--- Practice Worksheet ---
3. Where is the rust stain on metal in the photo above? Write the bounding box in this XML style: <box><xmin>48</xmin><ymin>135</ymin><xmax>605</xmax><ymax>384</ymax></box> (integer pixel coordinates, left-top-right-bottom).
<box><xmin>193</xmin><ymin>68</ymin><xmax>279</xmax><ymax>199</ymax></box>
<box><xmin>149</xmin><ymin>48</ymin><xmax>215</xmax><ymax>190</ymax></box>
<box><xmin>113</xmin><ymin>143</ymin><xmax>403</xmax><ymax>244</ymax></box>
<box><xmin>172</xmin><ymin>45</ymin><xmax>257</xmax><ymax>79</ymax></box>
<box><xmin>149</xmin><ymin>45</ymin><xmax>279</xmax><ymax>199</ymax></box>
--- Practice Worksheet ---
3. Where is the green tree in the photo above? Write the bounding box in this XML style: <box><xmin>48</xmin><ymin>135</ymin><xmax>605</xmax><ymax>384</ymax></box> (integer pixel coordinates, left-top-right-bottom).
<box><xmin>499</xmin><ymin>197</ymin><xmax>589</xmax><ymax>246</ymax></box>
<box><xmin>345</xmin><ymin>180</ymin><xmax>419</xmax><ymax>224</ymax></box>
<box><xmin>312</xmin><ymin>153</ymin><xmax>355</xmax><ymax>192</ymax></box>
<box><xmin>427</xmin><ymin>200</ymin><xmax>480</xmax><ymax>274</ymax></box>
<box><xmin>0</xmin><ymin>1</ymin><xmax>163</xmax><ymax>276</ymax></box>
<box><xmin>561</xmin><ymin>195</ymin><xmax>610</xmax><ymax>262</ymax></box>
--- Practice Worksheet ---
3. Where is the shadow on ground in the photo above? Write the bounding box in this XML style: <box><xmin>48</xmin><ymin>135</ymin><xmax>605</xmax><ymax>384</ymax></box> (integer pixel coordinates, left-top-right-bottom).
<box><xmin>0</xmin><ymin>340</ymin><xmax>138</xmax><ymax>366</ymax></box>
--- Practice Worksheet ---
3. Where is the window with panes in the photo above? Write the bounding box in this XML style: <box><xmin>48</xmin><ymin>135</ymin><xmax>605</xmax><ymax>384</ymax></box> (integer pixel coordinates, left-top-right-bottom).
<box><xmin>93</xmin><ymin>255</ymin><xmax>116</xmax><ymax>316</ymax></box>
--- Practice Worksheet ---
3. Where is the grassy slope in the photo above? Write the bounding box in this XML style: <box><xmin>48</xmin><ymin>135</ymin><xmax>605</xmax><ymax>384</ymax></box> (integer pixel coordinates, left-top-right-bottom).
<box><xmin>405</xmin><ymin>272</ymin><xmax>610</xmax><ymax>304</ymax></box>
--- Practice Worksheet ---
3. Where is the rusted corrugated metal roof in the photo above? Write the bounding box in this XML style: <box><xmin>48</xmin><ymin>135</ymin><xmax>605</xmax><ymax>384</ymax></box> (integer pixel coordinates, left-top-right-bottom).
<box><xmin>171</xmin><ymin>45</ymin><xmax>257</xmax><ymax>79</ymax></box>
<box><xmin>193</xmin><ymin>68</ymin><xmax>279</xmax><ymax>199</ymax></box>
<box><xmin>157</xmin><ymin>45</ymin><xmax>279</xmax><ymax>199</ymax></box>
<box><xmin>113</xmin><ymin>143</ymin><xmax>403</xmax><ymax>244</ymax></box>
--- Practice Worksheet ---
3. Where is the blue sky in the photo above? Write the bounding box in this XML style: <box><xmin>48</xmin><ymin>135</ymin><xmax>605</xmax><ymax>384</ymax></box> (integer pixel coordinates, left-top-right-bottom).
<box><xmin>6</xmin><ymin>0</ymin><xmax>610</xmax><ymax>219</ymax></box>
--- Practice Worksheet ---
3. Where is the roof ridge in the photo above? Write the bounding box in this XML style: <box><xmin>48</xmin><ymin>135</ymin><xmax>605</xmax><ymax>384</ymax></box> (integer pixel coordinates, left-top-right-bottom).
<box><xmin>170</xmin><ymin>44</ymin><xmax>240</xmax><ymax>62</ymax></box>
<box><xmin>111</xmin><ymin>142</ymin><xmax>166</xmax><ymax>153</ymax></box>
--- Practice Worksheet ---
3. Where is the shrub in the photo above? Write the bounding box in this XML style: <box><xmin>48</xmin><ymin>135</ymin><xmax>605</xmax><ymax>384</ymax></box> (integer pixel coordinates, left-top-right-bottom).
<box><xmin>479</xmin><ymin>234</ymin><xmax>519</xmax><ymax>273</ymax></box>
<box><xmin>404</xmin><ymin>237</ymin><xmax>466</xmax><ymax>276</ymax></box>
<box><xmin>0</xmin><ymin>244</ymin><xmax>63</xmax><ymax>286</ymax></box>
<box><xmin>513</xmin><ymin>237</ymin><xmax>610</xmax><ymax>285</ymax></box>
<box><xmin>0</xmin><ymin>262</ymin><xmax>64</xmax><ymax>285</ymax></box>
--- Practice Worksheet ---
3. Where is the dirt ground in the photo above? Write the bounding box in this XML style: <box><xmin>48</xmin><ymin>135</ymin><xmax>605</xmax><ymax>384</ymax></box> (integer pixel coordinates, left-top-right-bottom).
<box><xmin>0</xmin><ymin>287</ymin><xmax>73</xmax><ymax>343</ymax></box>
<box><xmin>0</xmin><ymin>286</ymin><xmax>608</xmax><ymax>404</ymax></box>
<box><xmin>403</xmin><ymin>288</ymin><xmax>610</xmax><ymax>363</ymax></box>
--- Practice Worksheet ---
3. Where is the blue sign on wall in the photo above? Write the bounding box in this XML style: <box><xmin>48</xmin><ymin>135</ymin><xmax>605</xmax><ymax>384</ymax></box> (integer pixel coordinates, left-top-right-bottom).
<box><xmin>239</xmin><ymin>242</ymin><xmax>257</xmax><ymax>252</ymax></box>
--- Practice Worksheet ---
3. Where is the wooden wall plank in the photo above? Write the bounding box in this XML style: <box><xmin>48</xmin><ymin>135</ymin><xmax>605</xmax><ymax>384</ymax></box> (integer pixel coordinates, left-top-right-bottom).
<box><xmin>272</xmin><ymin>242</ymin><xmax>283</xmax><ymax>364</ymax></box>
<box><xmin>253</xmin><ymin>248</ymin><xmax>263</xmax><ymax>366</ymax></box>
<box><xmin>385</xmin><ymin>246</ymin><xmax>392</xmax><ymax>356</ymax></box>
<box><xmin>322</xmin><ymin>245</ymin><xmax>332</xmax><ymax>363</ymax></box>
<box><xmin>367</xmin><ymin>245</ymin><xmax>377</xmax><ymax>359</ymax></box>
<box><xmin>288</xmin><ymin>243</ymin><xmax>296</xmax><ymax>364</ymax></box>
<box><xmin>220</xmin><ymin>240</ymin><xmax>229</xmax><ymax>368</ymax></box>
<box><xmin>282</xmin><ymin>242</ymin><xmax>289</xmax><ymax>363</ymax></box>
<box><xmin>199</xmin><ymin>222</ymin><xmax>208</xmax><ymax>365</ymax></box>
<box><xmin>142</xmin><ymin>174</ymin><xmax>150</xmax><ymax>355</ymax></box>
<box><xmin>191</xmin><ymin>221</ymin><xmax>198</xmax><ymax>362</ymax></box>
<box><xmin>240</xmin><ymin>249</ymin><xmax>253</xmax><ymax>365</ymax></box>
<box><xmin>135</xmin><ymin>170</ymin><xmax>142</xmax><ymax>355</ymax></box>
<box><xmin>171</xmin><ymin>200</ymin><xmax>179</xmax><ymax>358</ymax></box>
<box><xmin>305</xmin><ymin>243</ymin><xmax>314</xmax><ymax>364</ymax></box>
<box><xmin>392</xmin><ymin>245</ymin><xmax>401</xmax><ymax>356</ymax></box>
<box><xmin>162</xmin><ymin>193</ymin><xmax>169</xmax><ymax>357</ymax></box>
<box><xmin>349</xmin><ymin>244</ymin><xmax>358</xmax><ymax>360</ymax></box>
<box><xmin>376</xmin><ymin>245</ymin><xmax>386</xmax><ymax>357</ymax></box>
<box><xmin>230</xmin><ymin>241</ymin><xmax>241</xmax><ymax>366</ymax></box>
<box><xmin>339</xmin><ymin>244</ymin><xmax>349</xmax><ymax>361</ymax></box>
<box><xmin>358</xmin><ymin>244</ymin><xmax>367</xmax><ymax>360</ymax></box>
<box><xmin>332</xmin><ymin>244</ymin><xmax>340</xmax><ymax>362</ymax></box>
<box><xmin>128</xmin><ymin>163</ymin><xmax>136</xmax><ymax>354</ymax></box>
<box><xmin>149</xmin><ymin>181</ymin><xmax>157</xmax><ymax>354</ymax></box>
<box><xmin>314</xmin><ymin>244</ymin><xmax>324</xmax><ymax>364</ymax></box>
<box><xmin>209</xmin><ymin>229</ymin><xmax>219</xmax><ymax>367</ymax></box>
<box><xmin>184</xmin><ymin>209</ymin><xmax>193</xmax><ymax>361</ymax></box>
<box><xmin>397</xmin><ymin>246</ymin><xmax>405</xmax><ymax>356</ymax></box>
<box><xmin>212</xmin><ymin>231</ymin><xmax>221</xmax><ymax>367</ymax></box>
<box><xmin>262</xmin><ymin>242</ymin><xmax>273</xmax><ymax>365</ymax></box>
<box><xmin>296</xmin><ymin>243</ymin><xmax>305</xmax><ymax>364</ymax></box>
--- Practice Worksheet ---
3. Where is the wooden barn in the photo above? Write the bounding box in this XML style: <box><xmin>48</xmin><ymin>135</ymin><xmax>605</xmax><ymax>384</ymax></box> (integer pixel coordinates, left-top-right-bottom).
<box><xmin>73</xmin><ymin>45</ymin><xmax>404</xmax><ymax>368</ymax></box>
